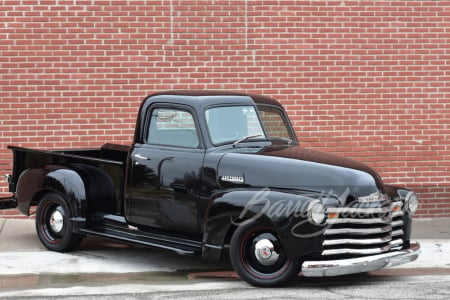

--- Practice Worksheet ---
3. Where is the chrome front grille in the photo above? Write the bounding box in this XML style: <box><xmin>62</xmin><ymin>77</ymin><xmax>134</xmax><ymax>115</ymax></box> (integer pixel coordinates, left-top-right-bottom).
<box><xmin>322</xmin><ymin>194</ymin><xmax>404</xmax><ymax>257</ymax></box>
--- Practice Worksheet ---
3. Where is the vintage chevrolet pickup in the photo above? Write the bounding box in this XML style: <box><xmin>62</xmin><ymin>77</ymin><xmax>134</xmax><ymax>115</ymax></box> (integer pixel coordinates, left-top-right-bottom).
<box><xmin>0</xmin><ymin>91</ymin><xmax>420</xmax><ymax>286</ymax></box>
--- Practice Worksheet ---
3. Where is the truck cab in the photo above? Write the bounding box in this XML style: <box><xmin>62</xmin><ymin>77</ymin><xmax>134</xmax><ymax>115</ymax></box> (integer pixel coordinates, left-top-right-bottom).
<box><xmin>0</xmin><ymin>91</ymin><xmax>421</xmax><ymax>287</ymax></box>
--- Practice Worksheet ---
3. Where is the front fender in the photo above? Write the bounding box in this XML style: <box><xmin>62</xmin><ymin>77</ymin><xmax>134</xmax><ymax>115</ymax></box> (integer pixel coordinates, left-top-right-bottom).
<box><xmin>202</xmin><ymin>188</ymin><xmax>330</xmax><ymax>262</ymax></box>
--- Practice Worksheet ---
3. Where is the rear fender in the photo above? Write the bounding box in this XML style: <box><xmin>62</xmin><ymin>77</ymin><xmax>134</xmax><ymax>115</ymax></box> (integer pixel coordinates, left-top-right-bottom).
<box><xmin>16</xmin><ymin>167</ymin><xmax>87</xmax><ymax>221</ymax></box>
<box><xmin>202</xmin><ymin>189</ymin><xmax>326</xmax><ymax>262</ymax></box>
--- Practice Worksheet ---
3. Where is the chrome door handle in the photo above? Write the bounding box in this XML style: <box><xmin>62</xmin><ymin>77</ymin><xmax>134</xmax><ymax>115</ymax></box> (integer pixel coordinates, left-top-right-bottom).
<box><xmin>134</xmin><ymin>154</ymin><xmax>150</xmax><ymax>160</ymax></box>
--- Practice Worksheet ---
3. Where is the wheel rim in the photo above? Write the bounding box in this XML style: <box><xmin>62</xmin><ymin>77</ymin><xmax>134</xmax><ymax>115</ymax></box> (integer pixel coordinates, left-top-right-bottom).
<box><xmin>240</xmin><ymin>227</ymin><xmax>290</xmax><ymax>279</ymax></box>
<box><xmin>49</xmin><ymin>210</ymin><xmax>64</xmax><ymax>233</ymax></box>
<box><xmin>40</xmin><ymin>201</ymin><xmax>65</xmax><ymax>244</ymax></box>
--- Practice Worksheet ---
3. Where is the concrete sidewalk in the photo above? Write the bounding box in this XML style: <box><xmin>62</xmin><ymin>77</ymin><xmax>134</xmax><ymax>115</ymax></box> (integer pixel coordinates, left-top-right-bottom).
<box><xmin>0</xmin><ymin>218</ymin><xmax>449</xmax><ymax>276</ymax></box>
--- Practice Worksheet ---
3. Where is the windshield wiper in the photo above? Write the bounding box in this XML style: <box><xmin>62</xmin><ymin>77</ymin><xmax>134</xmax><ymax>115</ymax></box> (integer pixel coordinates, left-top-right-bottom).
<box><xmin>269</xmin><ymin>136</ymin><xmax>294</xmax><ymax>144</ymax></box>
<box><xmin>232</xmin><ymin>134</ymin><xmax>263</xmax><ymax>148</ymax></box>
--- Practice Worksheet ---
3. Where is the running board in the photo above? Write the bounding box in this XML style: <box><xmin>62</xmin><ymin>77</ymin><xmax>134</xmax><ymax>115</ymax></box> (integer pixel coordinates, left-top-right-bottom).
<box><xmin>80</xmin><ymin>225</ymin><xmax>202</xmax><ymax>256</ymax></box>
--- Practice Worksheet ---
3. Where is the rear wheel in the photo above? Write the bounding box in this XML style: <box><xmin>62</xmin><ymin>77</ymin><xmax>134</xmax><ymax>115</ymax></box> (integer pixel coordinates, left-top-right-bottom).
<box><xmin>230</xmin><ymin>221</ymin><xmax>300</xmax><ymax>287</ymax></box>
<box><xmin>35</xmin><ymin>192</ymin><xmax>83</xmax><ymax>252</ymax></box>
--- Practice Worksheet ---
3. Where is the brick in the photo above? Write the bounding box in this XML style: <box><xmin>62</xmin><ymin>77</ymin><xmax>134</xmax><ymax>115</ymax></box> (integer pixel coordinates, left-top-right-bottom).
<box><xmin>0</xmin><ymin>0</ymin><xmax>449</xmax><ymax>218</ymax></box>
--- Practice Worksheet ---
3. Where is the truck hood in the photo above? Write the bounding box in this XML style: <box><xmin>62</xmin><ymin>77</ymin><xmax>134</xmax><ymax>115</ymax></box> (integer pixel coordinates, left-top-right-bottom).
<box><xmin>217</xmin><ymin>145</ymin><xmax>383</xmax><ymax>202</ymax></box>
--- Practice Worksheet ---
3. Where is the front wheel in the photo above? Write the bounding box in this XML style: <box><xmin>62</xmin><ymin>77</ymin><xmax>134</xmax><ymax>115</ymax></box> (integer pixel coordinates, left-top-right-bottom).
<box><xmin>35</xmin><ymin>192</ymin><xmax>83</xmax><ymax>252</ymax></box>
<box><xmin>230</xmin><ymin>221</ymin><xmax>300</xmax><ymax>287</ymax></box>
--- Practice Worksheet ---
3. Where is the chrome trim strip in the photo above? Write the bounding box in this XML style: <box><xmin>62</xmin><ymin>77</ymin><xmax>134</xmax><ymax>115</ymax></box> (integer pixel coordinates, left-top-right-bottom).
<box><xmin>323</xmin><ymin>237</ymin><xmax>391</xmax><ymax>247</ymax></box>
<box><xmin>324</xmin><ymin>226</ymin><xmax>392</xmax><ymax>235</ymax></box>
<box><xmin>204</xmin><ymin>243</ymin><xmax>222</xmax><ymax>250</ymax></box>
<box><xmin>302</xmin><ymin>242</ymin><xmax>421</xmax><ymax>277</ymax></box>
<box><xmin>322</xmin><ymin>245</ymin><xmax>391</xmax><ymax>256</ymax></box>
<box><xmin>357</xmin><ymin>193</ymin><xmax>388</xmax><ymax>202</ymax></box>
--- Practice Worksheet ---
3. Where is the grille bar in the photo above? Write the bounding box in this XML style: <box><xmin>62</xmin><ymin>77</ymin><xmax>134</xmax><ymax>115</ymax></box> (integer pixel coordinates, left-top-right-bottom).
<box><xmin>322</xmin><ymin>193</ymin><xmax>405</xmax><ymax>258</ymax></box>
<box><xmin>327</xmin><ymin>207</ymin><xmax>391</xmax><ymax>214</ymax></box>
<box><xmin>327</xmin><ymin>216</ymin><xmax>392</xmax><ymax>225</ymax></box>
<box><xmin>393</xmin><ymin>211</ymin><xmax>404</xmax><ymax>218</ymax></box>
<box><xmin>322</xmin><ymin>245</ymin><xmax>392</xmax><ymax>256</ymax></box>
<box><xmin>392</xmin><ymin>229</ymin><xmax>404</xmax><ymax>237</ymax></box>
<box><xmin>390</xmin><ymin>239</ymin><xmax>404</xmax><ymax>248</ymax></box>
<box><xmin>324</xmin><ymin>226</ymin><xmax>392</xmax><ymax>236</ymax></box>
<box><xmin>323</xmin><ymin>236</ymin><xmax>391</xmax><ymax>247</ymax></box>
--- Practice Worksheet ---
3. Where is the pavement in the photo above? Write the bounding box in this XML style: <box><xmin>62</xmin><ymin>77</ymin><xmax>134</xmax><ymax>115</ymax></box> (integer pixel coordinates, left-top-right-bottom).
<box><xmin>0</xmin><ymin>218</ymin><xmax>449</xmax><ymax>297</ymax></box>
<box><xmin>0</xmin><ymin>218</ymin><xmax>449</xmax><ymax>274</ymax></box>
<box><xmin>0</xmin><ymin>218</ymin><xmax>230</xmax><ymax>276</ymax></box>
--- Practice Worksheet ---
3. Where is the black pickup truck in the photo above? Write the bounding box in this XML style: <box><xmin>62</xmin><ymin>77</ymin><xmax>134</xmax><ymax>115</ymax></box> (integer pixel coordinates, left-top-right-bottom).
<box><xmin>0</xmin><ymin>91</ymin><xmax>420</xmax><ymax>287</ymax></box>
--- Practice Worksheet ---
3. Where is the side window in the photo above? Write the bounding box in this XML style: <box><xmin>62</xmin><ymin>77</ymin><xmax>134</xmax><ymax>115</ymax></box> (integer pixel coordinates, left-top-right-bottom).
<box><xmin>147</xmin><ymin>108</ymin><xmax>200</xmax><ymax>148</ymax></box>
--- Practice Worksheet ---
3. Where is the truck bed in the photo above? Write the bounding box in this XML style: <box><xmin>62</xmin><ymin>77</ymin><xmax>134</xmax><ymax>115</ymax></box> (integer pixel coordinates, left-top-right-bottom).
<box><xmin>7</xmin><ymin>144</ymin><xmax>129</xmax><ymax>214</ymax></box>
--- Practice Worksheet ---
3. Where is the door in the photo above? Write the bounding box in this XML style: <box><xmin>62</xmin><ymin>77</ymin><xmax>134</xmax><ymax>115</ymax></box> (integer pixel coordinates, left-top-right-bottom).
<box><xmin>127</xmin><ymin>107</ymin><xmax>205</xmax><ymax>235</ymax></box>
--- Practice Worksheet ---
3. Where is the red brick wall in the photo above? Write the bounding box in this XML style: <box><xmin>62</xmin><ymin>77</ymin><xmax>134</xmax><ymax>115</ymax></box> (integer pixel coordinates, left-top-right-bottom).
<box><xmin>1</xmin><ymin>1</ymin><xmax>449</xmax><ymax>218</ymax></box>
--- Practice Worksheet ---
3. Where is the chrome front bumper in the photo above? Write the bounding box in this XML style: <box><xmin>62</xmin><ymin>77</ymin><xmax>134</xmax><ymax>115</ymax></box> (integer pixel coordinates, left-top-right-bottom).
<box><xmin>301</xmin><ymin>242</ymin><xmax>421</xmax><ymax>277</ymax></box>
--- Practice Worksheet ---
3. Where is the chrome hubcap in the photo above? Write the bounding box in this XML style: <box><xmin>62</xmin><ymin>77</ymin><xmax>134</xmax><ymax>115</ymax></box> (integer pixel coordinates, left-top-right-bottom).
<box><xmin>254</xmin><ymin>239</ymin><xmax>280</xmax><ymax>266</ymax></box>
<box><xmin>49</xmin><ymin>210</ymin><xmax>64</xmax><ymax>233</ymax></box>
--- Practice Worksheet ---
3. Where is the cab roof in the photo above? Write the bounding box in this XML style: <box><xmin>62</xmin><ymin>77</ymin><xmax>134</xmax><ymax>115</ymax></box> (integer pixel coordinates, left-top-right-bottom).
<box><xmin>146</xmin><ymin>90</ymin><xmax>283</xmax><ymax>108</ymax></box>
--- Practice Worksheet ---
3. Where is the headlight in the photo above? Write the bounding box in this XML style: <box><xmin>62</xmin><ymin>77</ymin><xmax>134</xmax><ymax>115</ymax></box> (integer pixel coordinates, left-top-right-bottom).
<box><xmin>307</xmin><ymin>200</ymin><xmax>326</xmax><ymax>225</ymax></box>
<box><xmin>405</xmin><ymin>192</ymin><xmax>419</xmax><ymax>215</ymax></box>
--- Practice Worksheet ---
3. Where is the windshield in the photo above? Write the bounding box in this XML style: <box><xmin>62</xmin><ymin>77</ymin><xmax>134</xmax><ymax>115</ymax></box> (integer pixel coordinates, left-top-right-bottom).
<box><xmin>206</xmin><ymin>106</ymin><xmax>266</xmax><ymax>145</ymax></box>
<box><xmin>205</xmin><ymin>105</ymin><xmax>295</xmax><ymax>146</ymax></box>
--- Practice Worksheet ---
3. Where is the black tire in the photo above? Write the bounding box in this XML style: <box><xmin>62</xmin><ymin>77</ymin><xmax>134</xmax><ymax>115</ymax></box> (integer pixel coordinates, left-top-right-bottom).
<box><xmin>35</xmin><ymin>192</ymin><xmax>83</xmax><ymax>252</ymax></box>
<box><xmin>230</xmin><ymin>220</ymin><xmax>300</xmax><ymax>287</ymax></box>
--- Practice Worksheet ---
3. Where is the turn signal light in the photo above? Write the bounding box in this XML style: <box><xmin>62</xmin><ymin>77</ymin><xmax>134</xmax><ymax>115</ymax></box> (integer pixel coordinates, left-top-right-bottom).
<box><xmin>392</xmin><ymin>205</ymin><xmax>402</xmax><ymax>212</ymax></box>
<box><xmin>328</xmin><ymin>213</ymin><xmax>339</xmax><ymax>219</ymax></box>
